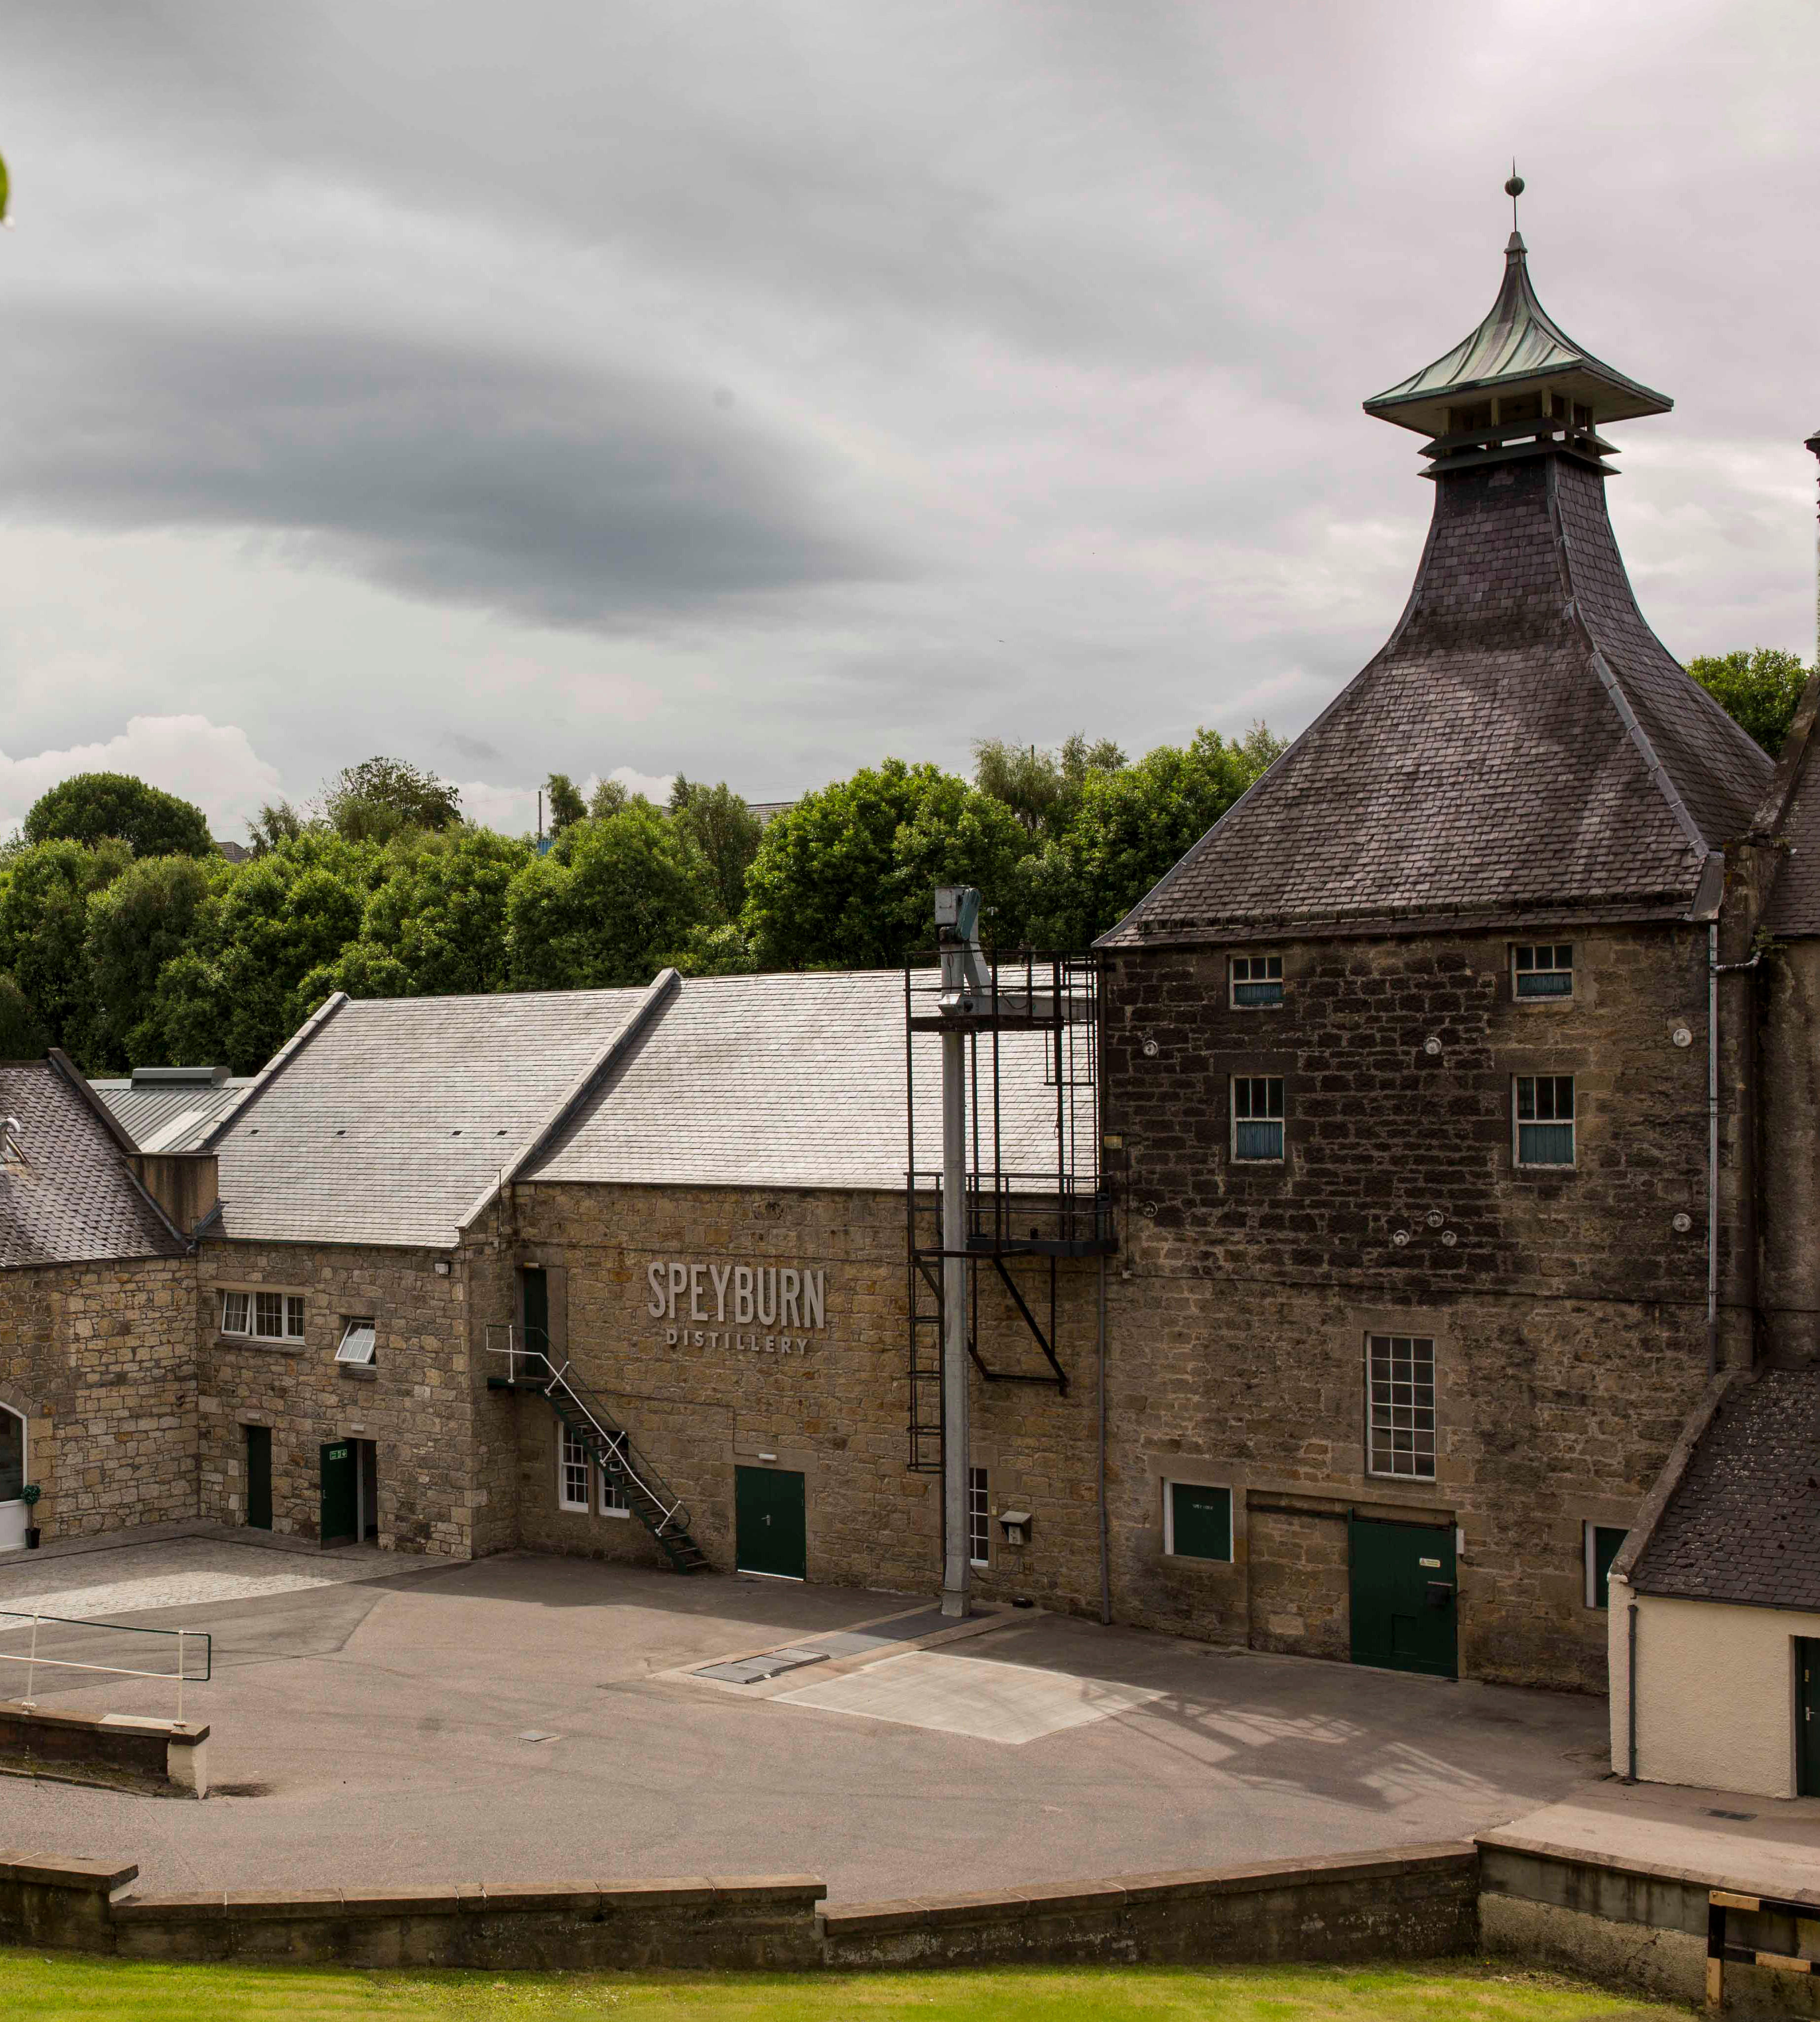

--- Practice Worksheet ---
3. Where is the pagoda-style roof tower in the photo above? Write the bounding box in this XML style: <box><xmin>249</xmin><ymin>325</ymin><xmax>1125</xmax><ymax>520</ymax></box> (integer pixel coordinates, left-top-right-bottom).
<box><xmin>1103</xmin><ymin>206</ymin><xmax>1769</xmax><ymax>949</ymax></box>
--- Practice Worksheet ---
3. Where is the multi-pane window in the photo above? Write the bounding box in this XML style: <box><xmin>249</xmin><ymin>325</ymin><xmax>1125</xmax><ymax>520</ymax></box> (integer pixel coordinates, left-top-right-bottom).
<box><xmin>1585</xmin><ymin>1523</ymin><xmax>1628</xmax><ymax>1609</ymax></box>
<box><xmin>1230</xmin><ymin>954</ymin><xmax>1284</xmax><ymax>1007</ymax></box>
<box><xmin>1164</xmin><ymin>1481</ymin><xmax>1232</xmax><ymax>1562</ymax></box>
<box><xmin>335</xmin><ymin>1319</ymin><xmax>377</xmax><ymax>1367</ymax></box>
<box><xmin>1515</xmin><ymin>1076</ymin><xmax>1576</xmax><ymax>1167</ymax></box>
<box><xmin>599</xmin><ymin>1431</ymin><xmax>630</xmax><ymax>1517</ymax></box>
<box><xmin>968</xmin><ymin>1466</ymin><xmax>990</xmax><ymax>1567</ymax></box>
<box><xmin>1514</xmin><ymin>944</ymin><xmax>1574</xmax><ymax>999</ymax></box>
<box><xmin>1367</xmin><ymin>1334</ymin><xmax>1437</xmax><ymax>1480</ymax></box>
<box><xmin>222</xmin><ymin>1291</ymin><xmax>304</xmax><ymax>1339</ymax></box>
<box><xmin>559</xmin><ymin>1423</ymin><xmax>591</xmax><ymax>1512</ymax></box>
<box><xmin>1231</xmin><ymin>1076</ymin><xmax>1285</xmax><ymax>1161</ymax></box>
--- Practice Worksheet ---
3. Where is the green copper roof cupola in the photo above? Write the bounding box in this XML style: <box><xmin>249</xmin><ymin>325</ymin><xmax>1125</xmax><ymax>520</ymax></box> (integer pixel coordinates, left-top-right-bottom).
<box><xmin>1364</xmin><ymin>175</ymin><xmax>1671</xmax><ymax>476</ymax></box>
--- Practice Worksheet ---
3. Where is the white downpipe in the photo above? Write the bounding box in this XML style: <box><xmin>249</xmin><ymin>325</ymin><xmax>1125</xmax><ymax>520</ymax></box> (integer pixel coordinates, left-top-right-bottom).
<box><xmin>940</xmin><ymin>1026</ymin><xmax>970</xmax><ymax>1619</ymax></box>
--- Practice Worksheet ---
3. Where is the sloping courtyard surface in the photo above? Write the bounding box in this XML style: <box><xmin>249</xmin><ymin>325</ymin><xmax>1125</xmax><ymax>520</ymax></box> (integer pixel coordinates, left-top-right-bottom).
<box><xmin>0</xmin><ymin>1542</ymin><xmax>1609</xmax><ymax>1901</ymax></box>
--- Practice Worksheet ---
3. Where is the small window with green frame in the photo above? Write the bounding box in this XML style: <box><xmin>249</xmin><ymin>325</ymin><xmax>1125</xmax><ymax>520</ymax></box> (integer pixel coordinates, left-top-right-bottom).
<box><xmin>1164</xmin><ymin>1481</ymin><xmax>1232</xmax><ymax>1562</ymax></box>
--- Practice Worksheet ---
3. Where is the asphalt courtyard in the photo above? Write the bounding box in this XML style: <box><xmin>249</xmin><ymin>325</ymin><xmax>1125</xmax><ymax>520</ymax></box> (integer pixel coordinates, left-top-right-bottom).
<box><xmin>0</xmin><ymin>1538</ymin><xmax>1611</xmax><ymax>1901</ymax></box>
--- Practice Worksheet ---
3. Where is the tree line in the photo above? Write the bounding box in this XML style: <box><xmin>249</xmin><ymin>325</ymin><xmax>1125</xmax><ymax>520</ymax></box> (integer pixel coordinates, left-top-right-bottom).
<box><xmin>0</xmin><ymin>646</ymin><xmax>1804</xmax><ymax>1077</ymax></box>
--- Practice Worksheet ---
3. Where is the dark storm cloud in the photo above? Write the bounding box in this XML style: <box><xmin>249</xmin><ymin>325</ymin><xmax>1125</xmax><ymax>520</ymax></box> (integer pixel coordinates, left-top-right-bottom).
<box><xmin>0</xmin><ymin>306</ymin><xmax>886</xmax><ymax>625</ymax></box>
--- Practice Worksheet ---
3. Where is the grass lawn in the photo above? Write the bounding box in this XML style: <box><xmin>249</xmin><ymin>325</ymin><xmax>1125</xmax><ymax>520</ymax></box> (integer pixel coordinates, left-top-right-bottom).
<box><xmin>0</xmin><ymin>1952</ymin><xmax>1674</xmax><ymax>2022</ymax></box>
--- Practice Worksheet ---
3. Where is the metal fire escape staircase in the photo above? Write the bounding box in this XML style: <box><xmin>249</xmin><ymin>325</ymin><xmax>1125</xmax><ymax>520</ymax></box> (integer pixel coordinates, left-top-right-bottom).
<box><xmin>904</xmin><ymin>946</ymin><xmax>1116</xmax><ymax>1475</ymax></box>
<box><xmin>486</xmin><ymin>1330</ymin><xmax>708</xmax><ymax>1573</ymax></box>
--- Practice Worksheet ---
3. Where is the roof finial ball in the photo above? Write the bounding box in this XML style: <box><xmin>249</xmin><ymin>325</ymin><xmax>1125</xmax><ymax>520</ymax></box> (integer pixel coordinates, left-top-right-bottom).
<box><xmin>1505</xmin><ymin>166</ymin><xmax>1524</xmax><ymax>232</ymax></box>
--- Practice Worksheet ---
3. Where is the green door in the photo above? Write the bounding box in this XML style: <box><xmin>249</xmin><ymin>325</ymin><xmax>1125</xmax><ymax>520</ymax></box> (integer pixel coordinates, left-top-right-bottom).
<box><xmin>1799</xmin><ymin>1640</ymin><xmax>1820</xmax><ymax>1798</ymax></box>
<box><xmin>522</xmin><ymin>1267</ymin><xmax>550</xmax><ymax>1359</ymax></box>
<box><xmin>735</xmin><ymin>1466</ymin><xmax>806</xmax><ymax>1580</ymax></box>
<box><xmin>1350</xmin><ymin>1517</ymin><xmax>1457</xmax><ymax>1678</ymax></box>
<box><xmin>245</xmin><ymin>1425</ymin><xmax>272</xmax><ymax>1531</ymax></box>
<box><xmin>320</xmin><ymin>1441</ymin><xmax>358</xmax><ymax>1545</ymax></box>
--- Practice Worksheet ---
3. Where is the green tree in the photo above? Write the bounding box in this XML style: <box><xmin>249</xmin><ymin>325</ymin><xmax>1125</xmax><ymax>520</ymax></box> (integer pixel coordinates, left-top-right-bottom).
<box><xmin>24</xmin><ymin>772</ymin><xmax>213</xmax><ymax>859</ymax></box>
<box><xmin>741</xmin><ymin>760</ymin><xmax>1028</xmax><ymax>970</ymax></box>
<box><xmin>1688</xmin><ymin>648</ymin><xmax>1812</xmax><ymax>758</ymax></box>
<box><xmin>320</xmin><ymin>756</ymin><xmax>463</xmax><ymax>844</ymax></box>
<box><xmin>248</xmin><ymin>799</ymin><xmax>308</xmax><ymax>855</ymax></box>
<box><xmin>320</xmin><ymin>828</ymin><xmax>532</xmax><ymax>1000</ymax></box>
<box><xmin>1023</xmin><ymin>724</ymin><xmax>1284</xmax><ymax>950</ymax></box>
<box><xmin>153</xmin><ymin>837</ymin><xmax>380</xmax><ymax>1072</ymax></box>
<box><xmin>670</xmin><ymin>777</ymin><xmax>763</xmax><ymax>921</ymax></box>
<box><xmin>973</xmin><ymin>733</ymin><xmax>1127</xmax><ymax>840</ymax></box>
<box><xmin>664</xmin><ymin>921</ymin><xmax>760</xmax><ymax>977</ymax></box>
<box><xmin>0</xmin><ymin>838</ymin><xmax>132</xmax><ymax>1057</ymax></box>
<box><xmin>84</xmin><ymin>854</ymin><xmax>219</xmax><ymax>1069</ymax></box>
<box><xmin>506</xmin><ymin>804</ymin><xmax>710</xmax><ymax>990</ymax></box>
<box><xmin>0</xmin><ymin>974</ymin><xmax>49</xmax><ymax>1059</ymax></box>
<box><xmin>588</xmin><ymin>777</ymin><xmax>639</xmax><ymax>820</ymax></box>
<box><xmin>544</xmin><ymin>773</ymin><xmax>588</xmax><ymax>836</ymax></box>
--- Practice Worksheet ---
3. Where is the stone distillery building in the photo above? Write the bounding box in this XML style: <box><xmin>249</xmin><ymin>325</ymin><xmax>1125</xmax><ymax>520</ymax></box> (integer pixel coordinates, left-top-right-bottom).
<box><xmin>2</xmin><ymin>222</ymin><xmax>1816</xmax><ymax>1749</ymax></box>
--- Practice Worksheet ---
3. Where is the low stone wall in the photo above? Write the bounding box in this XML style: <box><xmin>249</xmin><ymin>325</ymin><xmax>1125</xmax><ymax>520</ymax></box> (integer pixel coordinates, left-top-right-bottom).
<box><xmin>0</xmin><ymin>1702</ymin><xmax>208</xmax><ymax>1797</ymax></box>
<box><xmin>823</xmin><ymin>1845</ymin><xmax>1479</xmax><ymax>1968</ymax></box>
<box><xmin>0</xmin><ymin>1844</ymin><xmax>1477</xmax><ymax>1972</ymax></box>
<box><xmin>1480</xmin><ymin>1833</ymin><xmax>1820</xmax><ymax>2021</ymax></box>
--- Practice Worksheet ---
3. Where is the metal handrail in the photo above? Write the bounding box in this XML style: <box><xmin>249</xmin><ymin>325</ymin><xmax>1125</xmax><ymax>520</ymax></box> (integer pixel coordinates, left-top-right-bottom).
<box><xmin>486</xmin><ymin>1327</ymin><xmax>692</xmax><ymax>1538</ymax></box>
<box><xmin>0</xmin><ymin>1608</ymin><xmax>210</xmax><ymax>1722</ymax></box>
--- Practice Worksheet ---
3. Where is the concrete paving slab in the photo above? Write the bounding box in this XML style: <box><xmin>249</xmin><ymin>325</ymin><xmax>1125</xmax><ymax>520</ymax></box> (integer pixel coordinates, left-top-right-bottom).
<box><xmin>1488</xmin><ymin>1778</ymin><xmax>1820</xmax><ymax>1899</ymax></box>
<box><xmin>777</xmin><ymin>1648</ymin><xmax>1164</xmax><ymax>1743</ymax></box>
<box><xmin>0</xmin><ymin>1538</ymin><xmax>396</xmax><ymax>1621</ymax></box>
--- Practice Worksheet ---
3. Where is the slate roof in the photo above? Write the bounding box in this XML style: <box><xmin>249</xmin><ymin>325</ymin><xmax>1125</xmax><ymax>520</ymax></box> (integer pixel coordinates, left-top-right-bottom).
<box><xmin>1629</xmin><ymin>1368</ymin><xmax>1820</xmax><ymax>1613</ymax></box>
<box><xmin>93</xmin><ymin>1076</ymin><xmax>255</xmax><ymax>1152</ymax></box>
<box><xmin>207</xmin><ymin>987</ymin><xmax>650</xmax><ymax>1248</ymax></box>
<box><xmin>527</xmin><ymin>969</ymin><xmax>1076</xmax><ymax>1193</ymax></box>
<box><xmin>1101</xmin><ymin>451</ymin><xmax>1771</xmax><ymax>947</ymax></box>
<box><xmin>0</xmin><ymin>1060</ymin><xmax>183</xmax><ymax>1268</ymax></box>
<box><xmin>1365</xmin><ymin>233</ymin><xmax>1672</xmax><ymax>435</ymax></box>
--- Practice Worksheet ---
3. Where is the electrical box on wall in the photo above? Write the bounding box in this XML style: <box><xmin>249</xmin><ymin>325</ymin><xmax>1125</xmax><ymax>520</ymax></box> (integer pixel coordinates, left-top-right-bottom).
<box><xmin>997</xmin><ymin>1508</ymin><xmax>1031</xmax><ymax>1547</ymax></box>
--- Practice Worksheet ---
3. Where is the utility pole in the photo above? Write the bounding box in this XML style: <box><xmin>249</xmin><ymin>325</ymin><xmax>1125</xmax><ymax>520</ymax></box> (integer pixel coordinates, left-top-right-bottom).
<box><xmin>934</xmin><ymin>885</ymin><xmax>986</xmax><ymax>1618</ymax></box>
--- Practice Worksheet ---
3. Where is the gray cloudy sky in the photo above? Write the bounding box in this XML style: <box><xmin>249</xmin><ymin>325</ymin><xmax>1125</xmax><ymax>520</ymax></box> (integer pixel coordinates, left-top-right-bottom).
<box><xmin>1</xmin><ymin>0</ymin><xmax>1816</xmax><ymax>837</ymax></box>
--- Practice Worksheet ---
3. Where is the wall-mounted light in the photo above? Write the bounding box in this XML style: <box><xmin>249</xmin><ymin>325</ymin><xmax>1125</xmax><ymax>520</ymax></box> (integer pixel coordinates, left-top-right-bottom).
<box><xmin>1671</xmin><ymin>1212</ymin><xmax>1693</xmax><ymax>1234</ymax></box>
<box><xmin>1672</xmin><ymin>1027</ymin><xmax>1693</xmax><ymax>1048</ymax></box>
<box><xmin>1423</xmin><ymin>1037</ymin><xmax>1443</xmax><ymax>1057</ymax></box>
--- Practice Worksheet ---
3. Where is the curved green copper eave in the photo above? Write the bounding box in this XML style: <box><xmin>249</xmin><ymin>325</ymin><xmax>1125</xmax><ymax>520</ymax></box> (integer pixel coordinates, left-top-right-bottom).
<box><xmin>1364</xmin><ymin>231</ymin><xmax>1672</xmax><ymax>436</ymax></box>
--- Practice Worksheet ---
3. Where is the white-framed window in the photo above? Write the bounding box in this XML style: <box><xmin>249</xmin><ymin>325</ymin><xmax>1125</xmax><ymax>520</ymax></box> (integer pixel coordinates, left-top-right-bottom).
<box><xmin>1162</xmin><ymin>1480</ymin><xmax>1232</xmax><ymax>1562</ymax></box>
<box><xmin>1230</xmin><ymin>953</ymin><xmax>1284</xmax><ymax>1007</ymax></box>
<box><xmin>1515</xmin><ymin>1075</ymin><xmax>1575</xmax><ymax>1167</ymax></box>
<box><xmin>599</xmin><ymin>1431</ymin><xmax>630</xmax><ymax>1518</ymax></box>
<box><xmin>1584</xmin><ymin>1522</ymin><xmax>1627</xmax><ymax>1609</ymax></box>
<box><xmin>1514</xmin><ymin>944</ymin><xmax>1573</xmax><ymax>1000</ymax></box>
<box><xmin>335</xmin><ymin>1319</ymin><xmax>377</xmax><ymax>1367</ymax></box>
<box><xmin>222</xmin><ymin>1290</ymin><xmax>305</xmax><ymax>1340</ymax></box>
<box><xmin>1366</xmin><ymin>1334</ymin><xmax>1437</xmax><ymax>1480</ymax></box>
<box><xmin>1231</xmin><ymin>1076</ymin><xmax>1285</xmax><ymax>1162</ymax></box>
<box><xmin>559</xmin><ymin>1423</ymin><xmax>590</xmax><ymax>1512</ymax></box>
<box><xmin>968</xmin><ymin>1466</ymin><xmax>990</xmax><ymax>1567</ymax></box>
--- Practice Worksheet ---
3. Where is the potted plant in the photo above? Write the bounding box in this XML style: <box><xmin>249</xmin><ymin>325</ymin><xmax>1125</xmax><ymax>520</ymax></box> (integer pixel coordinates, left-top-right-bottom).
<box><xmin>19</xmin><ymin>1482</ymin><xmax>40</xmax><ymax>1549</ymax></box>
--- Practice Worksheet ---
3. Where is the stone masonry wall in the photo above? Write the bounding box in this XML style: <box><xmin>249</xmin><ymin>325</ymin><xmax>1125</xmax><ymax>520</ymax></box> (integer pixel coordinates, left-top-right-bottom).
<box><xmin>494</xmin><ymin>1183</ymin><xmax>1105</xmax><ymax>1609</ymax></box>
<box><xmin>196</xmin><ymin>1240</ymin><xmax>474</xmax><ymax>1557</ymax></box>
<box><xmin>1101</xmin><ymin>925</ymin><xmax>1716</xmax><ymax>1691</ymax></box>
<box><xmin>0</xmin><ymin>1257</ymin><xmax>199</xmax><ymax>1543</ymax></box>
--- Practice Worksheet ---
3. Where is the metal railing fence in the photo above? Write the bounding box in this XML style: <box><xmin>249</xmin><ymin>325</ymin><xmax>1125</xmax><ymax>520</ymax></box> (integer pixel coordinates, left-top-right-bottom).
<box><xmin>0</xmin><ymin>1608</ymin><xmax>211</xmax><ymax>1722</ymax></box>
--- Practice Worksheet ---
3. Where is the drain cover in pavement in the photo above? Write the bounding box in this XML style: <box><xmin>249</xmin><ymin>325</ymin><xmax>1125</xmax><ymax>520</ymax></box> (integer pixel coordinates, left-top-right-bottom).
<box><xmin>695</xmin><ymin>1647</ymin><xmax>827</xmax><ymax>1685</ymax></box>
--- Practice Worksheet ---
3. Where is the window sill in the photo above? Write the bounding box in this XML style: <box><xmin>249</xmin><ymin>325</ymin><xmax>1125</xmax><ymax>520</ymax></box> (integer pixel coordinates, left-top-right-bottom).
<box><xmin>601</xmin><ymin>1507</ymin><xmax>631</xmax><ymax>1521</ymax></box>
<box><xmin>1161</xmin><ymin>1551</ymin><xmax>1237</xmax><ymax>1569</ymax></box>
<box><xmin>217</xmin><ymin>1335</ymin><xmax>304</xmax><ymax>1352</ymax></box>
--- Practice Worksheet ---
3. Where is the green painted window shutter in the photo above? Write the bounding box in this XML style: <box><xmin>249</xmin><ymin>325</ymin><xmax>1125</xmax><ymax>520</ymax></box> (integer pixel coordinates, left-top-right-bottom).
<box><xmin>1170</xmin><ymin>1482</ymin><xmax>1231</xmax><ymax>1562</ymax></box>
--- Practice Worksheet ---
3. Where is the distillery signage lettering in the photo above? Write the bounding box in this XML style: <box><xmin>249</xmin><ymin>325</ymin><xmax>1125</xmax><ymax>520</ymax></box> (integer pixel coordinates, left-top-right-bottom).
<box><xmin>647</xmin><ymin>1260</ymin><xmax>827</xmax><ymax>1355</ymax></box>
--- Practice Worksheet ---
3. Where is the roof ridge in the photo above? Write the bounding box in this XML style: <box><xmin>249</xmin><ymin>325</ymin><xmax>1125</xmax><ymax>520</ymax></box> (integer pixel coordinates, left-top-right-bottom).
<box><xmin>195</xmin><ymin>990</ymin><xmax>350</xmax><ymax>1153</ymax></box>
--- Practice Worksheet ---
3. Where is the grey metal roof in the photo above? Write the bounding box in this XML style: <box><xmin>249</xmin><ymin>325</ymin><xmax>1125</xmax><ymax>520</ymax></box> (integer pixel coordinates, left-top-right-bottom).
<box><xmin>1100</xmin><ymin>452</ymin><xmax>1770</xmax><ymax>947</ymax></box>
<box><xmin>1365</xmin><ymin>233</ymin><xmax>1672</xmax><ymax>435</ymax></box>
<box><xmin>0</xmin><ymin>1061</ymin><xmax>183</xmax><ymax>1268</ymax></box>
<box><xmin>1630</xmin><ymin>1369</ymin><xmax>1820</xmax><ymax>1613</ymax></box>
<box><xmin>208</xmin><ymin>988</ymin><xmax>650</xmax><ymax>1248</ymax></box>
<box><xmin>92</xmin><ymin>1077</ymin><xmax>255</xmax><ymax>1152</ymax></box>
<box><xmin>526</xmin><ymin>969</ymin><xmax>1082</xmax><ymax>1193</ymax></box>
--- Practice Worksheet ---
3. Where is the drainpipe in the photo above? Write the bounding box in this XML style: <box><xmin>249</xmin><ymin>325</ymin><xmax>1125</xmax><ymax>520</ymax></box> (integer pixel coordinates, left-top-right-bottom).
<box><xmin>1626</xmin><ymin>1598</ymin><xmax>1639</xmax><ymax>1782</ymax></box>
<box><xmin>1097</xmin><ymin>1254</ymin><xmax>1110</xmax><ymax>1626</ymax></box>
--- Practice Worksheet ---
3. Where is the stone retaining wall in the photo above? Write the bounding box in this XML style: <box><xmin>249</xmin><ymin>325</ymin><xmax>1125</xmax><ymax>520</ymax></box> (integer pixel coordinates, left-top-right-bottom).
<box><xmin>0</xmin><ymin>1844</ymin><xmax>1476</xmax><ymax>1972</ymax></box>
<box><xmin>0</xmin><ymin>1701</ymin><xmax>208</xmax><ymax>1797</ymax></box>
